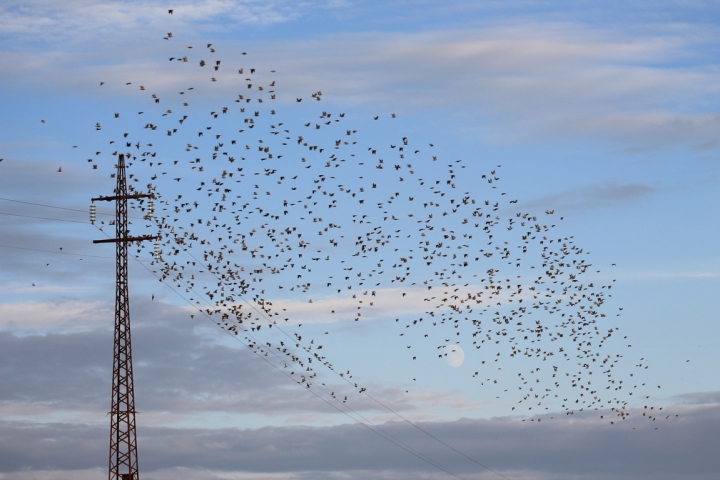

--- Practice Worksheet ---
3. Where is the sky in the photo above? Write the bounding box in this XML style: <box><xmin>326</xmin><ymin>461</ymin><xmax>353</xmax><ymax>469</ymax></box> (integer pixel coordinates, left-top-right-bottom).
<box><xmin>1</xmin><ymin>1</ymin><xmax>720</xmax><ymax>479</ymax></box>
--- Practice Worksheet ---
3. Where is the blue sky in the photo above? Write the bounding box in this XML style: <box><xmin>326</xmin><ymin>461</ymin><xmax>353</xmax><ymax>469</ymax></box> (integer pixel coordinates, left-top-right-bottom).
<box><xmin>1</xmin><ymin>1</ymin><xmax>720</xmax><ymax>479</ymax></box>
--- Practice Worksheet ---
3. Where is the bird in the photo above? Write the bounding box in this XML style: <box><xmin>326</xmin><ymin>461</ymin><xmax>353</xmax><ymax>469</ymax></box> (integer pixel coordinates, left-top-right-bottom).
<box><xmin>71</xmin><ymin>25</ymin><xmax>666</xmax><ymax>428</ymax></box>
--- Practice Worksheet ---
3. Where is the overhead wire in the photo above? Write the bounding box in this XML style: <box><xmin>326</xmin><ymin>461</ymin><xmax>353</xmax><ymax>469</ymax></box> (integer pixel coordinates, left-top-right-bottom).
<box><xmin>0</xmin><ymin>196</ymin><xmax>144</xmax><ymax>219</ymax></box>
<box><xmin>0</xmin><ymin>196</ymin><xmax>507</xmax><ymax>480</ymax></box>
<box><xmin>174</xmin><ymin>245</ymin><xmax>513</xmax><ymax>480</ymax></box>
<box><xmin>0</xmin><ymin>211</ymin><xmax>90</xmax><ymax>224</ymax></box>
<box><xmin>147</xmin><ymin>260</ymin><xmax>468</xmax><ymax>478</ymax></box>
<box><xmin>131</xmin><ymin>186</ymin><xmax>517</xmax><ymax>479</ymax></box>
<box><xmin>109</xmin><ymin>228</ymin><xmax>467</xmax><ymax>480</ymax></box>
<box><xmin>0</xmin><ymin>243</ymin><xmax>111</xmax><ymax>259</ymax></box>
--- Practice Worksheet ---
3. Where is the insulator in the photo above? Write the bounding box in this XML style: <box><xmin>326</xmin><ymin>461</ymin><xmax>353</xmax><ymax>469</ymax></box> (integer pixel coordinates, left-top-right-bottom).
<box><xmin>90</xmin><ymin>203</ymin><xmax>96</xmax><ymax>224</ymax></box>
<box><xmin>147</xmin><ymin>198</ymin><xmax>154</xmax><ymax>215</ymax></box>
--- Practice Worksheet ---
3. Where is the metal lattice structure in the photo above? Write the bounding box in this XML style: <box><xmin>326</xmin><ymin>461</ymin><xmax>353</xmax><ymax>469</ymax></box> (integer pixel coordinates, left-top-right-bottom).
<box><xmin>92</xmin><ymin>154</ymin><xmax>157</xmax><ymax>480</ymax></box>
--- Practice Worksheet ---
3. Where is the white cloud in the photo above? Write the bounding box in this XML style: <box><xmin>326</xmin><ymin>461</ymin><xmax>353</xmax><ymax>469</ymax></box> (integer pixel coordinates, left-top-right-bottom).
<box><xmin>249</xmin><ymin>283</ymin><xmax>528</xmax><ymax>324</ymax></box>
<box><xmin>258</xmin><ymin>26</ymin><xmax>720</xmax><ymax>146</ymax></box>
<box><xmin>4</xmin><ymin>22</ymin><xmax>719</xmax><ymax>149</ymax></box>
<box><xmin>0</xmin><ymin>299</ymin><xmax>111</xmax><ymax>331</ymax></box>
<box><xmin>672</xmin><ymin>391</ymin><xmax>720</xmax><ymax>405</ymax></box>
<box><xmin>521</xmin><ymin>183</ymin><xmax>656</xmax><ymax>212</ymax></box>
<box><xmin>0</xmin><ymin>0</ymin><xmax>301</xmax><ymax>39</ymax></box>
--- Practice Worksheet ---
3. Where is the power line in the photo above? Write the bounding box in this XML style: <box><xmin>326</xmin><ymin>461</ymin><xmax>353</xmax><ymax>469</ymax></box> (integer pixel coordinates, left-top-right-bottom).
<box><xmin>0</xmin><ymin>211</ymin><xmax>90</xmax><ymax>224</ymax></box>
<box><xmin>0</xmin><ymin>196</ymin><xmax>101</xmax><ymax>214</ymax></box>
<box><xmin>0</xmin><ymin>196</ymin><xmax>144</xmax><ymax>219</ymax></box>
<box><xmin>361</xmin><ymin>391</ymin><xmax>513</xmax><ymax>479</ymax></box>
<box><xmin>0</xmin><ymin>195</ymin><xmax>508</xmax><ymax>479</ymax></box>
<box><xmin>139</xmin><ymin>243</ymin><xmax>466</xmax><ymax>479</ymax></box>
<box><xmin>175</xmin><ymin>247</ymin><xmax>513</xmax><ymax>480</ymax></box>
<box><xmin>142</xmin><ymin>217</ymin><xmax>514</xmax><ymax>479</ymax></box>
<box><xmin>105</xmin><ymin>227</ymin><xmax>467</xmax><ymax>480</ymax></box>
<box><xmin>0</xmin><ymin>243</ymin><xmax>111</xmax><ymax>259</ymax></box>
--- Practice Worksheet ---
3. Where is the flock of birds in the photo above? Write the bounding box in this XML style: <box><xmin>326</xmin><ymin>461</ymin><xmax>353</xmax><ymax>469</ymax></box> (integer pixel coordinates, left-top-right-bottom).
<box><xmin>60</xmin><ymin>11</ymin><xmax>673</xmax><ymax>427</ymax></box>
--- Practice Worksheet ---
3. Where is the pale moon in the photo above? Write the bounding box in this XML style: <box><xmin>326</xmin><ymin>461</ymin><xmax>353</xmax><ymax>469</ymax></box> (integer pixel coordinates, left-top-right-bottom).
<box><xmin>444</xmin><ymin>345</ymin><xmax>465</xmax><ymax>367</ymax></box>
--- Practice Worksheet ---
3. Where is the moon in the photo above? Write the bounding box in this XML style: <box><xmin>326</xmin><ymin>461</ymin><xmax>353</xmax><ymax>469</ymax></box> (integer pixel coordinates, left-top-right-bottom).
<box><xmin>444</xmin><ymin>345</ymin><xmax>465</xmax><ymax>367</ymax></box>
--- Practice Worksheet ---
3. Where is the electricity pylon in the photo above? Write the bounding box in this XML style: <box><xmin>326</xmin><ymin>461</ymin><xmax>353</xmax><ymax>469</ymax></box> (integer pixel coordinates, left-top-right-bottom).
<box><xmin>92</xmin><ymin>153</ymin><xmax>157</xmax><ymax>480</ymax></box>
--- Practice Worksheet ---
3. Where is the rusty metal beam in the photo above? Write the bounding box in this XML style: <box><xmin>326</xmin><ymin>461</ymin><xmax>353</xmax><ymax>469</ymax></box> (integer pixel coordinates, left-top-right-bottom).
<box><xmin>93</xmin><ymin>235</ymin><xmax>159</xmax><ymax>244</ymax></box>
<box><xmin>93</xmin><ymin>154</ymin><xmax>156</xmax><ymax>480</ymax></box>
<box><xmin>92</xmin><ymin>193</ymin><xmax>154</xmax><ymax>202</ymax></box>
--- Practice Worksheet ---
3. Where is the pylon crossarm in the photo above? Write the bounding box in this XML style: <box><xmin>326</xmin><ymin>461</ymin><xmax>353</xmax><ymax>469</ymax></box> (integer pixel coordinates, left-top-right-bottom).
<box><xmin>93</xmin><ymin>235</ymin><xmax>159</xmax><ymax>244</ymax></box>
<box><xmin>92</xmin><ymin>193</ymin><xmax>154</xmax><ymax>202</ymax></box>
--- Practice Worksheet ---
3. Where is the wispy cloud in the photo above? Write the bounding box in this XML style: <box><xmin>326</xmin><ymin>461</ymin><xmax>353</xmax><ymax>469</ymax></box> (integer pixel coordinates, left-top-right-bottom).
<box><xmin>520</xmin><ymin>183</ymin><xmax>656</xmax><ymax>212</ymax></box>
<box><xmin>613</xmin><ymin>269</ymin><xmax>720</xmax><ymax>280</ymax></box>
<box><xmin>672</xmin><ymin>390</ymin><xmax>720</xmax><ymax>405</ymax></box>
<box><xmin>4</xmin><ymin>22</ymin><xmax>719</xmax><ymax>149</ymax></box>
<box><xmin>0</xmin><ymin>299</ymin><xmax>111</xmax><ymax>331</ymax></box>
<box><xmin>253</xmin><ymin>25</ymin><xmax>720</xmax><ymax>147</ymax></box>
<box><xmin>0</xmin><ymin>0</ymin><xmax>304</xmax><ymax>40</ymax></box>
<box><xmin>237</xmin><ymin>283</ymin><xmax>529</xmax><ymax>325</ymax></box>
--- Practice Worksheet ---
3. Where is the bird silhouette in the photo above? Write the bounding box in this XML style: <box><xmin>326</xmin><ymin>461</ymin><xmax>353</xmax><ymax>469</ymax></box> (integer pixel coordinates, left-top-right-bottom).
<box><xmin>68</xmin><ymin>21</ymin><xmax>670</xmax><ymax>426</ymax></box>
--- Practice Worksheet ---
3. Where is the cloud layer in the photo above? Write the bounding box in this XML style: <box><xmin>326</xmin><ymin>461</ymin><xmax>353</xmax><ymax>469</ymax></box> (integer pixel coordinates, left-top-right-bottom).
<box><xmin>2</xmin><ymin>403</ymin><xmax>719</xmax><ymax>479</ymax></box>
